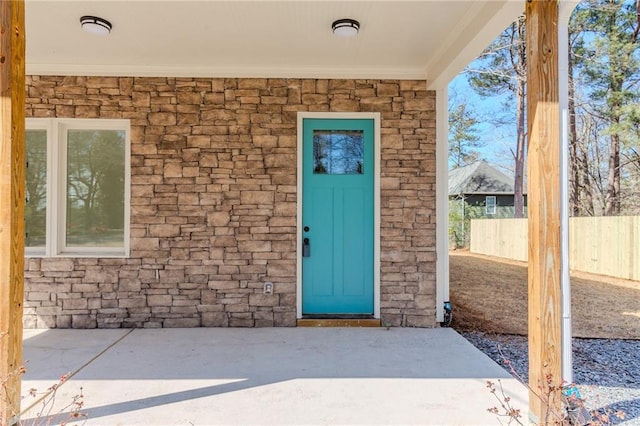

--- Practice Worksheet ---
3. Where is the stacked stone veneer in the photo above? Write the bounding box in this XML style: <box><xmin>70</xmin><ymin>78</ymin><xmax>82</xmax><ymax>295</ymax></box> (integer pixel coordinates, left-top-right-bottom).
<box><xmin>23</xmin><ymin>76</ymin><xmax>437</xmax><ymax>329</ymax></box>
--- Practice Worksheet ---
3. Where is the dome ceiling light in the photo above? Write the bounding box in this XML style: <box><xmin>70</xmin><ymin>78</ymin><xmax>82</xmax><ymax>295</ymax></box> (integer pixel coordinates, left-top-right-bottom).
<box><xmin>80</xmin><ymin>15</ymin><xmax>112</xmax><ymax>35</ymax></box>
<box><xmin>332</xmin><ymin>19</ymin><xmax>360</xmax><ymax>37</ymax></box>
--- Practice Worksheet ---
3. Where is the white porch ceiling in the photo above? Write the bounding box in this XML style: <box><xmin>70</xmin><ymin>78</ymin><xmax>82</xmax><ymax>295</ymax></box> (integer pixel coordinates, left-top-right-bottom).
<box><xmin>25</xmin><ymin>0</ymin><xmax>523</xmax><ymax>88</ymax></box>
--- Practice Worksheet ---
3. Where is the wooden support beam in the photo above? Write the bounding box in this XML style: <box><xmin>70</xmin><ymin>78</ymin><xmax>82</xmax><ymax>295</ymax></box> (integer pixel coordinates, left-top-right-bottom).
<box><xmin>0</xmin><ymin>0</ymin><xmax>26</xmax><ymax>424</ymax></box>
<box><xmin>526</xmin><ymin>0</ymin><xmax>563</xmax><ymax>423</ymax></box>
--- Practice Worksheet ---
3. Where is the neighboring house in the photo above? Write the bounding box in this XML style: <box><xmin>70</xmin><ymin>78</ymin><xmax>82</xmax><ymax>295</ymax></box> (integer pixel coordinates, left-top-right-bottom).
<box><xmin>17</xmin><ymin>1</ymin><xmax>536</xmax><ymax>329</ymax></box>
<box><xmin>449</xmin><ymin>160</ymin><xmax>527</xmax><ymax>217</ymax></box>
<box><xmin>448</xmin><ymin>161</ymin><xmax>527</xmax><ymax>247</ymax></box>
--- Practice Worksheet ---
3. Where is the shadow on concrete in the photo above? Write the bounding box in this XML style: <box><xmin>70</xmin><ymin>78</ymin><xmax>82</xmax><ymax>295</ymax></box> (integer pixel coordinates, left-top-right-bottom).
<box><xmin>21</xmin><ymin>328</ymin><xmax>528</xmax><ymax>425</ymax></box>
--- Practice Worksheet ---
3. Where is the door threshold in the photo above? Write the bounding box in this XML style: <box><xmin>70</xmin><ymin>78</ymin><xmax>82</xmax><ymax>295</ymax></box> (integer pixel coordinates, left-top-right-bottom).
<box><xmin>297</xmin><ymin>318</ymin><xmax>381</xmax><ymax>327</ymax></box>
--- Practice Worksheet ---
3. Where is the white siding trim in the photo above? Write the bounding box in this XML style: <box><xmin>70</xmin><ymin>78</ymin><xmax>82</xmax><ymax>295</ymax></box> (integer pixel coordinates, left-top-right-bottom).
<box><xmin>435</xmin><ymin>88</ymin><xmax>450</xmax><ymax>323</ymax></box>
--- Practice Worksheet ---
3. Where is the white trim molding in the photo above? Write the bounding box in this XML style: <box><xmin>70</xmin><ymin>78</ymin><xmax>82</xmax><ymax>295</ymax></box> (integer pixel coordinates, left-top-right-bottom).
<box><xmin>435</xmin><ymin>88</ymin><xmax>450</xmax><ymax>323</ymax></box>
<box><xmin>27</xmin><ymin>64</ymin><xmax>429</xmax><ymax>81</ymax></box>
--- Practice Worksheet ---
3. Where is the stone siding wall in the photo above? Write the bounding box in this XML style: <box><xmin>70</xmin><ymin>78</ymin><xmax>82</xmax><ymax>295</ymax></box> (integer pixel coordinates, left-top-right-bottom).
<box><xmin>24</xmin><ymin>76</ymin><xmax>437</xmax><ymax>328</ymax></box>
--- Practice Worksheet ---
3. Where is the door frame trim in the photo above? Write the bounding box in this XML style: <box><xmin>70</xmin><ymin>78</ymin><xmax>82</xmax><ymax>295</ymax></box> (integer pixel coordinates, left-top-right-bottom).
<box><xmin>296</xmin><ymin>112</ymin><xmax>381</xmax><ymax>319</ymax></box>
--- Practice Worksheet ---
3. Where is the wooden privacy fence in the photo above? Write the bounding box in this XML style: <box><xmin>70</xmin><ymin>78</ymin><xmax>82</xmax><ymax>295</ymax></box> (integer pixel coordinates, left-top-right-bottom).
<box><xmin>470</xmin><ymin>216</ymin><xmax>640</xmax><ymax>281</ymax></box>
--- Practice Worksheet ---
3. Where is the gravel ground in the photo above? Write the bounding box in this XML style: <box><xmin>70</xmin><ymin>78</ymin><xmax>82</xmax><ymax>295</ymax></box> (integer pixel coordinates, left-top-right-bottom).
<box><xmin>462</xmin><ymin>331</ymin><xmax>640</xmax><ymax>425</ymax></box>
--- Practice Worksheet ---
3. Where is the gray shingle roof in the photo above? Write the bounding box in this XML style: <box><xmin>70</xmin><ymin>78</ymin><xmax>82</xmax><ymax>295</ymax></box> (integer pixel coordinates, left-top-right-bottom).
<box><xmin>448</xmin><ymin>160</ymin><xmax>516</xmax><ymax>196</ymax></box>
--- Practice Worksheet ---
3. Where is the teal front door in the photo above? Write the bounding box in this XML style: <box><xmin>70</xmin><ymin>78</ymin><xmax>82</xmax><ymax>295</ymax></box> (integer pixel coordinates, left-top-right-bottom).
<box><xmin>302</xmin><ymin>118</ymin><xmax>374</xmax><ymax>315</ymax></box>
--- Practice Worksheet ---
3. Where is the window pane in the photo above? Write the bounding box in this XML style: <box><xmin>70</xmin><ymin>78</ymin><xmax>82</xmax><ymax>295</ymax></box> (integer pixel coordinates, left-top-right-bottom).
<box><xmin>485</xmin><ymin>196</ymin><xmax>496</xmax><ymax>215</ymax></box>
<box><xmin>26</xmin><ymin>130</ymin><xmax>47</xmax><ymax>248</ymax></box>
<box><xmin>66</xmin><ymin>130</ymin><xmax>125</xmax><ymax>248</ymax></box>
<box><xmin>313</xmin><ymin>130</ymin><xmax>364</xmax><ymax>174</ymax></box>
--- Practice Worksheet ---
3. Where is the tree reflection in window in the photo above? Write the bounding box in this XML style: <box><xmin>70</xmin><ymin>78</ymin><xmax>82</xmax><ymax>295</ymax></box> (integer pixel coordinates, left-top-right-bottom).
<box><xmin>66</xmin><ymin>130</ymin><xmax>125</xmax><ymax>247</ymax></box>
<box><xmin>313</xmin><ymin>130</ymin><xmax>364</xmax><ymax>174</ymax></box>
<box><xmin>26</xmin><ymin>130</ymin><xmax>47</xmax><ymax>248</ymax></box>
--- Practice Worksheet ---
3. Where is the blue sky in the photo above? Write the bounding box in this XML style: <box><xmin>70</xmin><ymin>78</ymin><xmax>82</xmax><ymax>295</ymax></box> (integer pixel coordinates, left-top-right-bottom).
<box><xmin>448</xmin><ymin>73</ymin><xmax>518</xmax><ymax>173</ymax></box>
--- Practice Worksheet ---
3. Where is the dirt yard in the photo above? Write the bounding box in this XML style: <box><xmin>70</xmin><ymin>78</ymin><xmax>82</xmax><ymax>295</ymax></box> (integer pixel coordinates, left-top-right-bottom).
<box><xmin>449</xmin><ymin>251</ymin><xmax>640</xmax><ymax>339</ymax></box>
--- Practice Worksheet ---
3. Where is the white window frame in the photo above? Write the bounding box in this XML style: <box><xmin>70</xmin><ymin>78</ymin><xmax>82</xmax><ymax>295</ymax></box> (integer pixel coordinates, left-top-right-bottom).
<box><xmin>26</xmin><ymin>118</ymin><xmax>131</xmax><ymax>258</ymax></box>
<box><xmin>485</xmin><ymin>195</ymin><xmax>497</xmax><ymax>215</ymax></box>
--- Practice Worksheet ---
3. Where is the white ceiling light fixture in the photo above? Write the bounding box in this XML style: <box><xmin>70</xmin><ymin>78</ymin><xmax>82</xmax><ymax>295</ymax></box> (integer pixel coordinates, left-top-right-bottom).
<box><xmin>332</xmin><ymin>19</ymin><xmax>360</xmax><ymax>37</ymax></box>
<box><xmin>80</xmin><ymin>15</ymin><xmax>112</xmax><ymax>35</ymax></box>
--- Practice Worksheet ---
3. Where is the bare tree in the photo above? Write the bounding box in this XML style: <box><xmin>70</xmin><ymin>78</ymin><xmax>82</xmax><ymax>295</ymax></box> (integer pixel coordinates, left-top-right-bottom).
<box><xmin>466</xmin><ymin>15</ymin><xmax>527</xmax><ymax>217</ymax></box>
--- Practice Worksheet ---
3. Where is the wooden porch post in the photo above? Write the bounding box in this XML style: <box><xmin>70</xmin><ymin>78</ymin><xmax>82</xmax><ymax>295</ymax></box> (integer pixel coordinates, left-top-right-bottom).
<box><xmin>0</xmin><ymin>0</ymin><xmax>26</xmax><ymax>424</ymax></box>
<box><xmin>526</xmin><ymin>0</ymin><xmax>563</xmax><ymax>423</ymax></box>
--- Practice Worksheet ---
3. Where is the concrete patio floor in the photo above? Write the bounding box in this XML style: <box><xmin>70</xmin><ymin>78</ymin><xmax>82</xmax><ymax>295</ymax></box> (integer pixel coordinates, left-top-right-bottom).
<box><xmin>19</xmin><ymin>327</ymin><xmax>528</xmax><ymax>425</ymax></box>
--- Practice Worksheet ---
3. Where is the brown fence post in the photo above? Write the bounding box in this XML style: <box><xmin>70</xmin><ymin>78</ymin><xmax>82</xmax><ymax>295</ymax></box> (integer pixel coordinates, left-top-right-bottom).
<box><xmin>0</xmin><ymin>0</ymin><xmax>26</xmax><ymax>423</ymax></box>
<box><xmin>526</xmin><ymin>0</ymin><xmax>563</xmax><ymax>422</ymax></box>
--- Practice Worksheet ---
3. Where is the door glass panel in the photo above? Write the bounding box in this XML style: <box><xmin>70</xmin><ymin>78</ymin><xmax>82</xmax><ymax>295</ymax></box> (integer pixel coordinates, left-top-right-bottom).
<box><xmin>26</xmin><ymin>130</ymin><xmax>47</xmax><ymax>248</ymax></box>
<box><xmin>313</xmin><ymin>130</ymin><xmax>364</xmax><ymax>174</ymax></box>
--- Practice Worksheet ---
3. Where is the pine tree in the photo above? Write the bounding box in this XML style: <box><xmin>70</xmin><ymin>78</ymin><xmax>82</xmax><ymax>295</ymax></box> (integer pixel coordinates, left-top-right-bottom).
<box><xmin>448</xmin><ymin>99</ymin><xmax>482</xmax><ymax>168</ymax></box>
<box><xmin>572</xmin><ymin>0</ymin><xmax>640</xmax><ymax>215</ymax></box>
